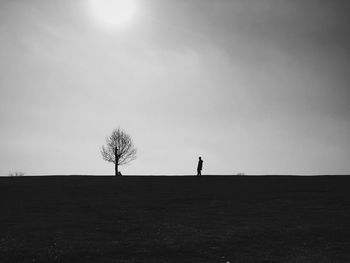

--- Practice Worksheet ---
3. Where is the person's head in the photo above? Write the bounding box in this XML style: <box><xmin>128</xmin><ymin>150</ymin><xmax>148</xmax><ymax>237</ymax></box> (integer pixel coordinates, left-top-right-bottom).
<box><xmin>199</xmin><ymin>156</ymin><xmax>202</xmax><ymax>160</ymax></box>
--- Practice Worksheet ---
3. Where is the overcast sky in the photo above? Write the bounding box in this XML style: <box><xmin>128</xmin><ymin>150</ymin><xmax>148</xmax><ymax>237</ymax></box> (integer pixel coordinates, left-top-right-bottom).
<box><xmin>1</xmin><ymin>0</ymin><xmax>350</xmax><ymax>175</ymax></box>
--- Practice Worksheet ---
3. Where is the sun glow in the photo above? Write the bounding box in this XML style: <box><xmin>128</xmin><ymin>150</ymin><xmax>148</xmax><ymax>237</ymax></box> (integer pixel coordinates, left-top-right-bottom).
<box><xmin>89</xmin><ymin>0</ymin><xmax>137</xmax><ymax>28</ymax></box>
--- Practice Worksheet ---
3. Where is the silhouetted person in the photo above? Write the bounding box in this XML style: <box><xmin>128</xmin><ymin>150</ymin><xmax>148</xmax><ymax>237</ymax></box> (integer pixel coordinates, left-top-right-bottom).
<box><xmin>197</xmin><ymin>156</ymin><xmax>203</xmax><ymax>176</ymax></box>
<box><xmin>118</xmin><ymin>171</ymin><xmax>122</xmax><ymax>176</ymax></box>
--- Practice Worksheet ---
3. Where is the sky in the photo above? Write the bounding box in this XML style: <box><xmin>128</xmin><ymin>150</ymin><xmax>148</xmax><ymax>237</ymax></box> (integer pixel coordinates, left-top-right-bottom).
<box><xmin>1</xmin><ymin>0</ymin><xmax>350</xmax><ymax>175</ymax></box>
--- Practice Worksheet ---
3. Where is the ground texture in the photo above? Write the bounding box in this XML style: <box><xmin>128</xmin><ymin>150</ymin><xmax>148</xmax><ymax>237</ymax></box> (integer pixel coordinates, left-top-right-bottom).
<box><xmin>1</xmin><ymin>176</ymin><xmax>350</xmax><ymax>262</ymax></box>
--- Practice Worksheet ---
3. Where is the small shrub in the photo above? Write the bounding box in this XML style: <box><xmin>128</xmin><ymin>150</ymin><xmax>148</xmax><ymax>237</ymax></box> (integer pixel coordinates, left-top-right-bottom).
<box><xmin>9</xmin><ymin>171</ymin><xmax>24</xmax><ymax>177</ymax></box>
<box><xmin>236</xmin><ymin>172</ymin><xmax>245</xmax><ymax>176</ymax></box>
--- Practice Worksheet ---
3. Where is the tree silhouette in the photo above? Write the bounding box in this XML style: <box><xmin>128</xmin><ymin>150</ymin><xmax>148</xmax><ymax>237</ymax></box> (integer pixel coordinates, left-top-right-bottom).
<box><xmin>101</xmin><ymin>128</ymin><xmax>137</xmax><ymax>176</ymax></box>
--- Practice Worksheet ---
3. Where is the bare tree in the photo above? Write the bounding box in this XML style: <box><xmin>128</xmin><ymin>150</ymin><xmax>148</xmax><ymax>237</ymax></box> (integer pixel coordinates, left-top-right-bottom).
<box><xmin>101</xmin><ymin>128</ymin><xmax>137</xmax><ymax>176</ymax></box>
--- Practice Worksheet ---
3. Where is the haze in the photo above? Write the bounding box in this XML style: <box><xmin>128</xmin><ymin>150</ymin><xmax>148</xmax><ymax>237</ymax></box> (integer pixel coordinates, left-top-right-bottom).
<box><xmin>1</xmin><ymin>0</ymin><xmax>350</xmax><ymax>175</ymax></box>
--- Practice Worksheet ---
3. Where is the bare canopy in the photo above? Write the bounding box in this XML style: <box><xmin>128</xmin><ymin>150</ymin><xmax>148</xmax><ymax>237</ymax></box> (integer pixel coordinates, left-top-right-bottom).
<box><xmin>101</xmin><ymin>128</ymin><xmax>137</xmax><ymax>176</ymax></box>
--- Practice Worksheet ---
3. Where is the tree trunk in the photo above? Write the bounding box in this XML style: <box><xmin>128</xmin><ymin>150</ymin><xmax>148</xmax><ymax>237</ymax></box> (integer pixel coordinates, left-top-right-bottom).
<box><xmin>114</xmin><ymin>147</ymin><xmax>119</xmax><ymax>176</ymax></box>
<box><xmin>115</xmin><ymin>161</ymin><xmax>118</xmax><ymax>176</ymax></box>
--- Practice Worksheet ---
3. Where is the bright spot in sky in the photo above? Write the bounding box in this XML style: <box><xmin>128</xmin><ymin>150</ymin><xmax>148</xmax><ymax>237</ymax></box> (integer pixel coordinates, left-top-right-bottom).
<box><xmin>89</xmin><ymin>0</ymin><xmax>137</xmax><ymax>28</ymax></box>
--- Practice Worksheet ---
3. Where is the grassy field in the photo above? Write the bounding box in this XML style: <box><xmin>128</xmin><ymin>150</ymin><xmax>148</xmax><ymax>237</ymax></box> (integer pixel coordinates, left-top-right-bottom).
<box><xmin>1</xmin><ymin>176</ymin><xmax>350</xmax><ymax>263</ymax></box>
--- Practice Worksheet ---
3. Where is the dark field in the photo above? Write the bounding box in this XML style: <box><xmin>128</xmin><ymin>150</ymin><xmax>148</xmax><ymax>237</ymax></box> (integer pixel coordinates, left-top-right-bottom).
<box><xmin>1</xmin><ymin>176</ymin><xmax>350</xmax><ymax>263</ymax></box>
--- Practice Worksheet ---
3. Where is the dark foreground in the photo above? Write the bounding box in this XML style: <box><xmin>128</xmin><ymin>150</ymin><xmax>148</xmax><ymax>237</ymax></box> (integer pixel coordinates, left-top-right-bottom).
<box><xmin>1</xmin><ymin>176</ymin><xmax>350</xmax><ymax>263</ymax></box>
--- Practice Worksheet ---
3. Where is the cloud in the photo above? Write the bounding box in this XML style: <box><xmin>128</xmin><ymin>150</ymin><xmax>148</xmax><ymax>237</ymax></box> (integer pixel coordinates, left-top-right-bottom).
<box><xmin>1</xmin><ymin>0</ymin><xmax>350</xmax><ymax>175</ymax></box>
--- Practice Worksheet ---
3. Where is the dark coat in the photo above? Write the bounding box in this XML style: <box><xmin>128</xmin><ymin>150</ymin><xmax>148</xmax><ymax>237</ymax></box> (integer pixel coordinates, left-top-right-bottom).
<box><xmin>197</xmin><ymin>159</ymin><xmax>203</xmax><ymax>170</ymax></box>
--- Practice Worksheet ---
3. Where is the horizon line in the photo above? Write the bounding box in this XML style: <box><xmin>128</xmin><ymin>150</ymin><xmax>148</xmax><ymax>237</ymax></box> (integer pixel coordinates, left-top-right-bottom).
<box><xmin>1</xmin><ymin>174</ymin><xmax>350</xmax><ymax>177</ymax></box>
